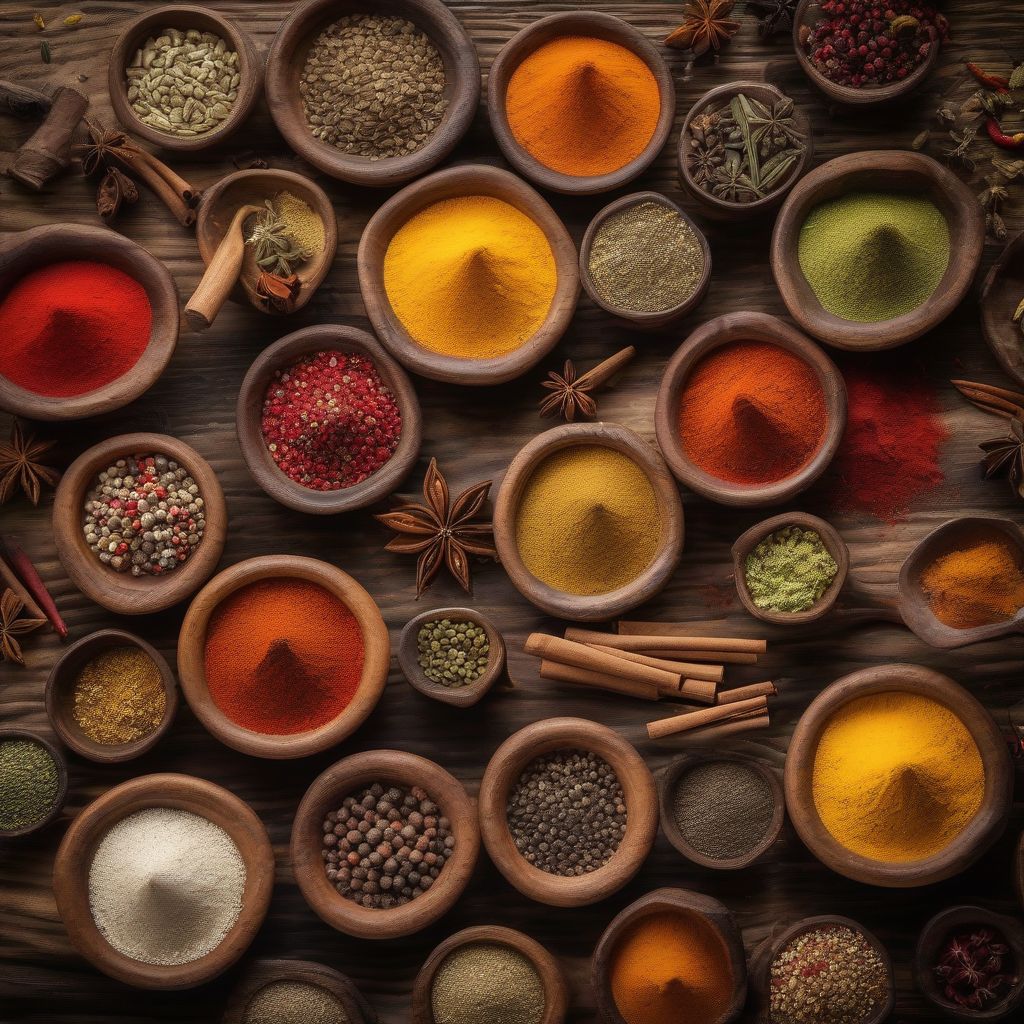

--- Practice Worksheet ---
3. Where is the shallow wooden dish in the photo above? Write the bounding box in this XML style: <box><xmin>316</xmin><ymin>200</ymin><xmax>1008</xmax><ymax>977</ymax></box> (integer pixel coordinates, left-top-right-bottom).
<box><xmin>592</xmin><ymin>888</ymin><xmax>747</xmax><ymax>1024</ymax></box>
<box><xmin>411</xmin><ymin>924</ymin><xmax>568</xmax><ymax>1024</ymax></box>
<box><xmin>784</xmin><ymin>664</ymin><xmax>1013</xmax><ymax>887</ymax></box>
<box><xmin>0</xmin><ymin>727</ymin><xmax>68</xmax><ymax>838</ymax></box>
<box><xmin>45</xmin><ymin>629</ymin><xmax>178</xmax><ymax>764</ymax></box>
<box><xmin>771</xmin><ymin>150</ymin><xmax>984</xmax><ymax>350</ymax></box>
<box><xmin>178</xmin><ymin>555</ymin><xmax>389</xmax><ymax>759</ymax></box>
<box><xmin>654</xmin><ymin>312</ymin><xmax>846</xmax><ymax>507</ymax></box>
<box><xmin>486</xmin><ymin>11</ymin><xmax>675</xmax><ymax>196</ymax></box>
<box><xmin>291</xmin><ymin>749</ymin><xmax>479</xmax><ymax>939</ymax></box>
<box><xmin>52</xmin><ymin>433</ymin><xmax>226</xmax><ymax>616</ymax></box>
<box><xmin>0</xmin><ymin>224</ymin><xmax>179</xmax><ymax>421</ymax></box>
<box><xmin>236</xmin><ymin>324</ymin><xmax>421</xmax><ymax>514</ymax></box>
<box><xmin>52</xmin><ymin>773</ymin><xmax>273</xmax><ymax>990</ymax></box>
<box><xmin>398</xmin><ymin>607</ymin><xmax>506</xmax><ymax>708</ymax></box>
<box><xmin>358</xmin><ymin>163</ymin><xmax>579</xmax><ymax>386</ymax></box>
<box><xmin>980</xmin><ymin>230</ymin><xmax>1024</xmax><ymax>388</ymax></box>
<box><xmin>265</xmin><ymin>0</ymin><xmax>479</xmax><ymax>188</ymax></box>
<box><xmin>478</xmin><ymin>717</ymin><xmax>657</xmax><ymax>908</ymax></box>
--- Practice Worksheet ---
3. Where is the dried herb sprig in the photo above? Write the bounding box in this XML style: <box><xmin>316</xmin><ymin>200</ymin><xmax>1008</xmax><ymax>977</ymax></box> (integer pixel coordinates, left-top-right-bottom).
<box><xmin>246</xmin><ymin>201</ymin><xmax>311</xmax><ymax>277</ymax></box>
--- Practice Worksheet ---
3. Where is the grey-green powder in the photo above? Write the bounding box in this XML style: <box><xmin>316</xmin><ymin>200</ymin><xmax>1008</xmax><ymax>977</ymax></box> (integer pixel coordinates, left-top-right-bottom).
<box><xmin>243</xmin><ymin>980</ymin><xmax>349</xmax><ymax>1024</ymax></box>
<box><xmin>417</xmin><ymin>618</ymin><xmax>490</xmax><ymax>688</ymax></box>
<box><xmin>744</xmin><ymin>526</ymin><xmax>839</xmax><ymax>613</ymax></box>
<box><xmin>431</xmin><ymin>942</ymin><xmax>545</xmax><ymax>1024</ymax></box>
<box><xmin>0</xmin><ymin>738</ymin><xmax>58</xmax><ymax>831</ymax></box>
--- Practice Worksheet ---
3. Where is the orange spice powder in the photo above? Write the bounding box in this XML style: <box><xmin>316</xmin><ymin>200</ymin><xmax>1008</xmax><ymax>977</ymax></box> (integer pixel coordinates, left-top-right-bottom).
<box><xmin>921</xmin><ymin>538</ymin><xmax>1024</xmax><ymax>629</ymax></box>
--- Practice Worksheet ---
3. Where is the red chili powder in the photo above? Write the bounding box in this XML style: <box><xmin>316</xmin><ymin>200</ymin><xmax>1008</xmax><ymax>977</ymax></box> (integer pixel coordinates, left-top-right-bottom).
<box><xmin>0</xmin><ymin>261</ymin><xmax>152</xmax><ymax>397</ymax></box>
<box><xmin>204</xmin><ymin>578</ymin><xmax>364</xmax><ymax>735</ymax></box>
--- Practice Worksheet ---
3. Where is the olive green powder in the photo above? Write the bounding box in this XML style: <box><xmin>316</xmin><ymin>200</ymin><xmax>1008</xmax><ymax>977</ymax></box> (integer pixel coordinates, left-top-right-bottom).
<box><xmin>431</xmin><ymin>941</ymin><xmax>545</xmax><ymax>1024</ymax></box>
<box><xmin>0</xmin><ymin>738</ymin><xmax>59</xmax><ymax>831</ymax></box>
<box><xmin>243</xmin><ymin>980</ymin><xmax>349</xmax><ymax>1024</ymax></box>
<box><xmin>797</xmin><ymin>191</ymin><xmax>950</xmax><ymax>323</ymax></box>
<box><xmin>744</xmin><ymin>526</ymin><xmax>839</xmax><ymax>613</ymax></box>
<box><xmin>417</xmin><ymin>618</ymin><xmax>490</xmax><ymax>688</ymax></box>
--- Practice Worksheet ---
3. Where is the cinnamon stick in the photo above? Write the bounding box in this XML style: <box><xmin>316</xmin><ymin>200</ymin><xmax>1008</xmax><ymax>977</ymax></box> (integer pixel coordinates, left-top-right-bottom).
<box><xmin>951</xmin><ymin>379</ymin><xmax>1024</xmax><ymax>420</ymax></box>
<box><xmin>0</xmin><ymin>555</ymin><xmax>46</xmax><ymax>624</ymax></box>
<box><xmin>525</xmin><ymin>633</ymin><xmax>680</xmax><ymax>691</ymax></box>
<box><xmin>118</xmin><ymin>147</ymin><xmax>195</xmax><ymax>226</ymax></box>
<box><xmin>717</xmin><ymin>681</ymin><xmax>777</xmax><ymax>704</ymax></box>
<box><xmin>131</xmin><ymin>147</ymin><xmax>201</xmax><ymax>206</ymax></box>
<box><xmin>576</xmin><ymin>345</ymin><xmax>636</xmax><ymax>389</ymax></box>
<box><xmin>646</xmin><ymin>695</ymin><xmax>768</xmax><ymax>739</ymax></box>
<box><xmin>589</xmin><ymin>644</ymin><xmax>723</xmax><ymax>685</ymax></box>
<box><xmin>539</xmin><ymin>660</ymin><xmax>659</xmax><ymax>701</ymax></box>
<box><xmin>185</xmin><ymin>204</ymin><xmax>260</xmax><ymax>331</ymax></box>
<box><xmin>9</xmin><ymin>86</ymin><xmax>88</xmax><ymax>190</ymax></box>
<box><xmin>0</xmin><ymin>537</ymin><xmax>66</xmax><ymax>638</ymax></box>
<box><xmin>640</xmin><ymin>649</ymin><xmax>760</xmax><ymax>665</ymax></box>
<box><xmin>682</xmin><ymin>711</ymin><xmax>771</xmax><ymax>743</ymax></box>
<box><xmin>567</xmin><ymin>627</ymin><xmax>766</xmax><ymax>655</ymax></box>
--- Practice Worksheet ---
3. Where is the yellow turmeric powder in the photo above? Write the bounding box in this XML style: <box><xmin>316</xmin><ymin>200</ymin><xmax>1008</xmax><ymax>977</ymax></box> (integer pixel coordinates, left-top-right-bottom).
<box><xmin>920</xmin><ymin>538</ymin><xmax>1024</xmax><ymax>629</ymax></box>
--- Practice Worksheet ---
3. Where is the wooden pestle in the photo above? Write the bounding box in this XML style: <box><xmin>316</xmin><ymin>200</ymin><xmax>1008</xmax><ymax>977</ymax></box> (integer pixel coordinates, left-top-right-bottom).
<box><xmin>185</xmin><ymin>204</ymin><xmax>261</xmax><ymax>331</ymax></box>
<box><xmin>9</xmin><ymin>86</ymin><xmax>89</xmax><ymax>190</ymax></box>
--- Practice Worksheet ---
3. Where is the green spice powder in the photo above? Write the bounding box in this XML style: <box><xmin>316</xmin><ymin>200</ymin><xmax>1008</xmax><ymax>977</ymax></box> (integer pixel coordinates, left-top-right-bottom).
<box><xmin>797</xmin><ymin>191</ymin><xmax>950</xmax><ymax>322</ymax></box>
<box><xmin>243</xmin><ymin>980</ymin><xmax>349</xmax><ymax>1024</ymax></box>
<box><xmin>744</xmin><ymin>526</ymin><xmax>839</xmax><ymax>613</ymax></box>
<box><xmin>431</xmin><ymin>941</ymin><xmax>545</xmax><ymax>1024</ymax></box>
<box><xmin>417</xmin><ymin>618</ymin><xmax>490</xmax><ymax>688</ymax></box>
<box><xmin>0</xmin><ymin>738</ymin><xmax>58</xmax><ymax>831</ymax></box>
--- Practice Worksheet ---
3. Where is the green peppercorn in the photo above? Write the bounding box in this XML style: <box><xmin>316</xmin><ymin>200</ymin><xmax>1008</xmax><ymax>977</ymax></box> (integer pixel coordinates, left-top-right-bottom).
<box><xmin>416</xmin><ymin>618</ymin><xmax>490</xmax><ymax>688</ymax></box>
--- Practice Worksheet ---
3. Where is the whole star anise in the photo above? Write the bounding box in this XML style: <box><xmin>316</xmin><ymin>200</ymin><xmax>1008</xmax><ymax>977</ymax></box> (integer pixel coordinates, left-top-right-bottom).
<box><xmin>0</xmin><ymin>420</ymin><xmax>60</xmax><ymax>505</ymax></box>
<box><xmin>0</xmin><ymin>588</ymin><xmax>46</xmax><ymax>666</ymax></box>
<box><xmin>665</xmin><ymin>0</ymin><xmax>741</xmax><ymax>55</ymax></box>
<box><xmin>539</xmin><ymin>347</ymin><xmax>636</xmax><ymax>423</ymax></box>
<box><xmin>980</xmin><ymin>416</ymin><xmax>1024</xmax><ymax>498</ymax></box>
<box><xmin>747</xmin><ymin>0</ymin><xmax>798</xmax><ymax>39</ymax></box>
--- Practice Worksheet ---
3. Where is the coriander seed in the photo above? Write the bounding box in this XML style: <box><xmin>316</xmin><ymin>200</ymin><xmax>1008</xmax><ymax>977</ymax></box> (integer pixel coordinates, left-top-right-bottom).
<box><xmin>417</xmin><ymin>618</ymin><xmax>490</xmax><ymax>688</ymax></box>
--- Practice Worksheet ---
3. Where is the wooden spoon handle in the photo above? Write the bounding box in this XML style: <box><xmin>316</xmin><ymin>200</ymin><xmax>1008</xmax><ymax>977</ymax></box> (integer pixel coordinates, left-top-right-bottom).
<box><xmin>185</xmin><ymin>204</ymin><xmax>260</xmax><ymax>331</ymax></box>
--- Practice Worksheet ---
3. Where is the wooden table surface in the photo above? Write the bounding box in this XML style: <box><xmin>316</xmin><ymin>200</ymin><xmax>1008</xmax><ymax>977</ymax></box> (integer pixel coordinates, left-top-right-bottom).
<box><xmin>2</xmin><ymin>2</ymin><xmax>1023</xmax><ymax>1021</ymax></box>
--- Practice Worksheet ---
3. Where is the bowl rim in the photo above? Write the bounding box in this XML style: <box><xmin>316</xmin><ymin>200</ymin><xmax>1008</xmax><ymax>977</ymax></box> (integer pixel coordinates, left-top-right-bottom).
<box><xmin>980</xmin><ymin>229</ymin><xmax>1024</xmax><ymax>389</ymax></box>
<box><xmin>0</xmin><ymin>726</ymin><xmax>69</xmax><ymax>838</ymax></box>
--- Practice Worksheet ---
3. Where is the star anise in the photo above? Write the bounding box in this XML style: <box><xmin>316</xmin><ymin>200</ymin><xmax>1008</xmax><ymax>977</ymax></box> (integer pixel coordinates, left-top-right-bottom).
<box><xmin>747</xmin><ymin>0</ymin><xmax>798</xmax><ymax>39</ymax></box>
<box><xmin>980</xmin><ymin>417</ymin><xmax>1024</xmax><ymax>498</ymax></box>
<box><xmin>0</xmin><ymin>420</ymin><xmax>60</xmax><ymax>505</ymax></box>
<box><xmin>0</xmin><ymin>588</ymin><xmax>46</xmax><ymax>666</ymax></box>
<box><xmin>539</xmin><ymin>347</ymin><xmax>636</xmax><ymax>422</ymax></box>
<box><xmin>376</xmin><ymin>459</ymin><xmax>497</xmax><ymax>596</ymax></box>
<box><xmin>665</xmin><ymin>0</ymin><xmax>741</xmax><ymax>56</ymax></box>
<box><xmin>74</xmin><ymin>118</ymin><xmax>135</xmax><ymax>176</ymax></box>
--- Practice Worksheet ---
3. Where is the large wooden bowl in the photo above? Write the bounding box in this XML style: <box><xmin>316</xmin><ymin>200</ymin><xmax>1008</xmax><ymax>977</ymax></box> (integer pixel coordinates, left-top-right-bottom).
<box><xmin>980</xmin><ymin>230</ymin><xmax>1024</xmax><ymax>388</ymax></box>
<box><xmin>290</xmin><ymin>750</ymin><xmax>479</xmax><ymax>939</ymax></box>
<box><xmin>771</xmin><ymin>150</ymin><xmax>984</xmax><ymax>350</ymax></box>
<box><xmin>52</xmin><ymin>433</ymin><xmax>226</xmax><ymax>616</ymax></box>
<box><xmin>0</xmin><ymin>727</ymin><xmax>68</xmax><ymax>838</ymax></box>
<box><xmin>478</xmin><ymin>718</ymin><xmax>657</xmax><ymax>908</ymax></box>
<box><xmin>265</xmin><ymin>0</ymin><xmax>480</xmax><ymax>188</ymax></box>
<box><xmin>358</xmin><ymin>163</ymin><xmax>579</xmax><ymax>386</ymax></box>
<box><xmin>52</xmin><ymin>773</ymin><xmax>274</xmax><ymax>990</ymax></box>
<box><xmin>0</xmin><ymin>225</ymin><xmax>179</xmax><ymax>421</ymax></box>
<box><xmin>177</xmin><ymin>555</ymin><xmax>389</xmax><ymax>759</ymax></box>
<box><xmin>785</xmin><ymin>664</ymin><xmax>1013</xmax><ymax>887</ymax></box>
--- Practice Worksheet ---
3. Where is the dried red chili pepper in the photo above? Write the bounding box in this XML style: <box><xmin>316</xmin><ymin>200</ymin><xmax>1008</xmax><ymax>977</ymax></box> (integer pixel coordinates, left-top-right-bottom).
<box><xmin>966</xmin><ymin>61</ymin><xmax>1010</xmax><ymax>93</ymax></box>
<box><xmin>986</xmin><ymin>117</ymin><xmax>1024</xmax><ymax>149</ymax></box>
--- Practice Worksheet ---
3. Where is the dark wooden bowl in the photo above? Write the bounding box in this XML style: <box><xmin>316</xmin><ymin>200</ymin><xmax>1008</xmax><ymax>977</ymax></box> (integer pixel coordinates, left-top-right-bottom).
<box><xmin>265</xmin><ymin>0</ymin><xmax>479</xmax><ymax>187</ymax></box>
<box><xmin>398</xmin><ymin>607</ymin><xmax>506</xmax><ymax>708</ymax></box>
<box><xmin>0</xmin><ymin>727</ymin><xmax>68</xmax><ymax>838</ymax></box>
<box><xmin>678</xmin><ymin>81</ymin><xmax>812</xmax><ymax>221</ymax></box>
<box><xmin>486</xmin><ymin>11</ymin><xmax>675</xmax><ymax>196</ymax></box>
<box><xmin>411</xmin><ymin>925</ymin><xmax>568</xmax><ymax>1024</ymax></box>
<box><xmin>52</xmin><ymin>773</ymin><xmax>274</xmax><ymax>990</ymax></box>
<box><xmin>784</xmin><ymin>664</ymin><xmax>1013</xmax><ymax>887</ymax></box>
<box><xmin>290</xmin><ymin>749</ymin><xmax>479</xmax><ymax>939</ymax></box>
<box><xmin>1018</xmin><ymin>832</ymin><xmax>1024</xmax><ymax>911</ymax></box>
<box><xmin>44</xmin><ymin>628</ymin><xmax>178</xmax><ymax>764</ymax></box>
<box><xmin>236</xmin><ymin>324</ymin><xmax>421</xmax><ymax>514</ymax></box>
<box><xmin>980</xmin><ymin>230</ymin><xmax>1024</xmax><ymax>388</ymax></box>
<box><xmin>0</xmin><ymin>224</ymin><xmax>179</xmax><ymax>421</ymax></box>
<box><xmin>478</xmin><ymin>717</ymin><xmax>657</xmax><ymax>908</ymax></box>
<box><xmin>591</xmin><ymin>888</ymin><xmax>747</xmax><ymax>1024</ymax></box>
<box><xmin>914</xmin><ymin>906</ymin><xmax>1024</xmax><ymax>1022</ymax></box>
<box><xmin>358</xmin><ymin>163</ymin><xmax>579</xmax><ymax>386</ymax></box>
<box><xmin>177</xmin><ymin>555</ymin><xmax>389</xmax><ymax>759</ymax></box>
<box><xmin>493</xmin><ymin>422</ymin><xmax>684</xmax><ymax>622</ymax></box>
<box><xmin>52</xmin><ymin>433</ymin><xmax>226</xmax><ymax>616</ymax></box>
<box><xmin>578</xmin><ymin>191</ymin><xmax>711</xmax><ymax>330</ymax></box>
<box><xmin>653</xmin><ymin>312</ymin><xmax>846</xmax><ymax>507</ymax></box>
<box><xmin>771</xmin><ymin>150</ymin><xmax>985</xmax><ymax>350</ymax></box>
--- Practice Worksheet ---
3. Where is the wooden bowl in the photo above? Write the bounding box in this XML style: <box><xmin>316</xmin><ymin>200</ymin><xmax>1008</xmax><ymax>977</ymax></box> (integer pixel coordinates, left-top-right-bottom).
<box><xmin>108</xmin><ymin>4</ymin><xmax>262</xmax><ymax>152</ymax></box>
<box><xmin>678</xmin><ymin>81</ymin><xmax>812</xmax><ymax>221</ymax></box>
<box><xmin>980</xmin><ymin>230</ymin><xmax>1024</xmax><ymax>388</ymax></box>
<box><xmin>358</xmin><ymin>163</ymin><xmax>579</xmax><ymax>386</ymax></box>
<box><xmin>52</xmin><ymin>773</ymin><xmax>274</xmax><ymax>989</ymax></box>
<box><xmin>486</xmin><ymin>12</ymin><xmax>675</xmax><ymax>196</ymax></box>
<box><xmin>914</xmin><ymin>906</ymin><xmax>1024</xmax><ymax>1021</ymax></box>
<box><xmin>0</xmin><ymin>727</ymin><xmax>68</xmax><ymax>838</ymax></box>
<box><xmin>478</xmin><ymin>717</ymin><xmax>657</xmax><ymax>908</ymax></box>
<box><xmin>771</xmin><ymin>150</ymin><xmax>985</xmax><ymax>350</ymax></box>
<box><xmin>236</xmin><ymin>324</ymin><xmax>421</xmax><ymax>514</ymax></box>
<box><xmin>398</xmin><ymin>607</ymin><xmax>506</xmax><ymax>708</ymax></box>
<box><xmin>654</xmin><ymin>312</ymin><xmax>846</xmax><ymax>507</ymax></box>
<box><xmin>44</xmin><ymin>628</ymin><xmax>178</xmax><ymax>764</ymax></box>
<box><xmin>493</xmin><ymin>422</ymin><xmax>684</xmax><ymax>622</ymax></box>
<box><xmin>592</xmin><ymin>888</ymin><xmax>747</xmax><ymax>1024</ymax></box>
<box><xmin>178</xmin><ymin>555</ymin><xmax>389</xmax><ymax>759</ymax></box>
<box><xmin>1018</xmin><ymin>832</ymin><xmax>1024</xmax><ymax>911</ymax></box>
<box><xmin>658</xmin><ymin>753</ymin><xmax>785</xmax><ymax>871</ymax></box>
<box><xmin>0</xmin><ymin>224</ymin><xmax>178</xmax><ymax>421</ymax></box>
<box><xmin>52</xmin><ymin>433</ymin><xmax>226</xmax><ymax>616</ymax></box>
<box><xmin>290</xmin><ymin>749</ymin><xmax>479</xmax><ymax>939</ymax></box>
<box><xmin>265</xmin><ymin>0</ymin><xmax>480</xmax><ymax>188</ymax></box>
<box><xmin>578</xmin><ymin>191</ymin><xmax>711</xmax><ymax>330</ymax></box>
<box><xmin>732</xmin><ymin>512</ymin><xmax>849</xmax><ymax>626</ymax></box>
<box><xmin>784</xmin><ymin>664</ymin><xmax>1013</xmax><ymax>887</ymax></box>
<box><xmin>411</xmin><ymin>925</ymin><xmax>568</xmax><ymax>1024</ymax></box>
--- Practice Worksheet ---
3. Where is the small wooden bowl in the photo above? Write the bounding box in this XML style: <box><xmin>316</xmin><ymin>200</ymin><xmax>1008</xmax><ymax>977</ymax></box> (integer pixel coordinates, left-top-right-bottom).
<box><xmin>0</xmin><ymin>727</ymin><xmax>68</xmax><ymax>838</ymax></box>
<box><xmin>478</xmin><ymin>717</ymin><xmax>657</xmax><ymax>908</ymax></box>
<box><xmin>771</xmin><ymin>150</ymin><xmax>985</xmax><ymax>351</ymax></box>
<box><xmin>398</xmin><ymin>607</ymin><xmax>506</xmax><ymax>708</ymax></box>
<box><xmin>493</xmin><ymin>422</ymin><xmax>684</xmax><ymax>622</ymax></box>
<box><xmin>411</xmin><ymin>925</ymin><xmax>568</xmax><ymax>1024</ymax></box>
<box><xmin>784</xmin><ymin>664</ymin><xmax>1013</xmax><ymax>887</ymax></box>
<box><xmin>654</xmin><ymin>312</ymin><xmax>846</xmax><ymax>507</ymax></box>
<box><xmin>980</xmin><ymin>230</ymin><xmax>1024</xmax><ymax>388</ymax></box>
<box><xmin>265</xmin><ymin>0</ymin><xmax>480</xmax><ymax>188</ymax></box>
<box><xmin>592</xmin><ymin>888</ymin><xmax>747</xmax><ymax>1024</ymax></box>
<box><xmin>914</xmin><ymin>906</ymin><xmax>1024</xmax><ymax>1021</ymax></box>
<box><xmin>290</xmin><ymin>749</ymin><xmax>479</xmax><ymax>939</ymax></box>
<box><xmin>486</xmin><ymin>12</ymin><xmax>675</xmax><ymax>196</ymax></box>
<box><xmin>0</xmin><ymin>224</ymin><xmax>178</xmax><ymax>421</ymax></box>
<box><xmin>44</xmin><ymin>629</ymin><xmax>178</xmax><ymax>764</ymax></box>
<box><xmin>236</xmin><ymin>324</ymin><xmax>421</xmax><ymax>514</ymax></box>
<box><xmin>178</xmin><ymin>555</ymin><xmax>389</xmax><ymax>759</ymax></box>
<box><xmin>579</xmin><ymin>191</ymin><xmax>711</xmax><ymax>330</ymax></box>
<box><xmin>358</xmin><ymin>163</ymin><xmax>579</xmax><ymax>386</ymax></box>
<box><xmin>52</xmin><ymin>773</ymin><xmax>274</xmax><ymax>990</ymax></box>
<box><xmin>732</xmin><ymin>512</ymin><xmax>849</xmax><ymax>626</ymax></box>
<box><xmin>108</xmin><ymin>4</ymin><xmax>262</xmax><ymax>152</ymax></box>
<box><xmin>52</xmin><ymin>433</ymin><xmax>226</xmax><ymax>617</ymax></box>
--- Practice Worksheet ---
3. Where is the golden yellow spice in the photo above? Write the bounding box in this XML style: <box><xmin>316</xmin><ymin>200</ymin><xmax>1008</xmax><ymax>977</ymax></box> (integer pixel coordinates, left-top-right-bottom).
<box><xmin>72</xmin><ymin>646</ymin><xmax>166</xmax><ymax>746</ymax></box>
